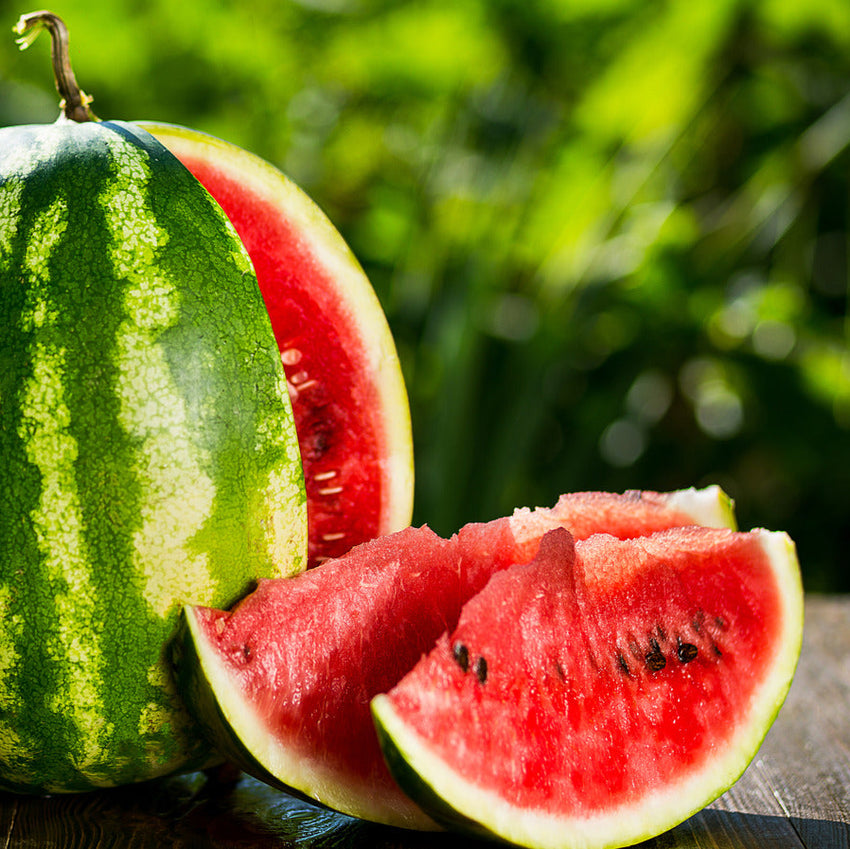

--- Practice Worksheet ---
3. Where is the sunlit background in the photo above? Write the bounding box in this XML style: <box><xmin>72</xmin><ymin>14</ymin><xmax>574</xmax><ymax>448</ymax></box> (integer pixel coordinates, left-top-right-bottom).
<box><xmin>2</xmin><ymin>0</ymin><xmax>848</xmax><ymax>591</ymax></box>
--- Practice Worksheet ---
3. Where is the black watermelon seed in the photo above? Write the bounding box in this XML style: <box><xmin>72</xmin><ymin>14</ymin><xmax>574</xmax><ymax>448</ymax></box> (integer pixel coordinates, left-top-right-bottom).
<box><xmin>677</xmin><ymin>640</ymin><xmax>698</xmax><ymax>663</ymax></box>
<box><xmin>645</xmin><ymin>639</ymin><xmax>666</xmax><ymax>672</ymax></box>
<box><xmin>617</xmin><ymin>652</ymin><xmax>630</xmax><ymax>675</ymax></box>
<box><xmin>452</xmin><ymin>642</ymin><xmax>470</xmax><ymax>672</ymax></box>
<box><xmin>474</xmin><ymin>656</ymin><xmax>488</xmax><ymax>684</ymax></box>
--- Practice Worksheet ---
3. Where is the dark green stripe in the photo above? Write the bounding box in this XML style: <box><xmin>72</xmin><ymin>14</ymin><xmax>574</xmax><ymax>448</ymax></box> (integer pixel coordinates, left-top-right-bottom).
<box><xmin>1</xmin><ymin>129</ymin><xmax>76</xmax><ymax>787</ymax></box>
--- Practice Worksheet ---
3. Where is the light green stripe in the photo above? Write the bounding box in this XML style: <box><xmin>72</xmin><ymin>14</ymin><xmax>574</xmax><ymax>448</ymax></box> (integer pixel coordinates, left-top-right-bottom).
<box><xmin>0</xmin><ymin>584</ymin><xmax>22</xmax><ymax>710</ymax></box>
<box><xmin>20</xmin><ymin>194</ymin><xmax>67</xmax><ymax>331</ymax></box>
<box><xmin>17</xmin><ymin>343</ymin><xmax>110</xmax><ymax>773</ymax></box>
<box><xmin>100</xmin><ymin>132</ymin><xmax>218</xmax><ymax>619</ymax></box>
<box><xmin>0</xmin><ymin>179</ymin><xmax>24</xmax><ymax>273</ymax></box>
<box><xmin>0</xmin><ymin>584</ymin><xmax>26</xmax><ymax>769</ymax></box>
<box><xmin>254</xmin><ymin>369</ymin><xmax>307</xmax><ymax>571</ymax></box>
<box><xmin>14</xmin><ymin>197</ymin><xmax>111</xmax><ymax>776</ymax></box>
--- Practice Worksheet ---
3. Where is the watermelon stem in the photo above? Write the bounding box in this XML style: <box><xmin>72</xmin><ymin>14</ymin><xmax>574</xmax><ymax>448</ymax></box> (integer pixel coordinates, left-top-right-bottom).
<box><xmin>14</xmin><ymin>10</ymin><xmax>98</xmax><ymax>123</ymax></box>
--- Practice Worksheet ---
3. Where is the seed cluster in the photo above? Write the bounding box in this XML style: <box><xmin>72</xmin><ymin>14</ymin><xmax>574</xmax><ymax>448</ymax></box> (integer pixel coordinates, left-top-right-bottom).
<box><xmin>451</xmin><ymin>615</ymin><xmax>721</xmax><ymax>687</ymax></box>
<box><xmin>452</xmin><ymin>642</ymin><xmax>488</xmax><ymax>684</ymax></box>
<box><xmin>619</xmin><ymin>629</ymin><xmax>709</xmax><ymax>677</ymax></box>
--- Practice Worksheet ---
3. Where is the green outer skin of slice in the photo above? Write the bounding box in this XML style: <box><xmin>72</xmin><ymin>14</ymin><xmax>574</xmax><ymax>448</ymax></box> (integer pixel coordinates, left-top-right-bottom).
<box><xmin>136</xmin><ymin>121</ymin><xmax>415</xmax><ymax>555</ymax></box>
<box><xmin>171</xmin><ymin>608</ymin><xmax>288</xmax><ymax>793</ymax></box>
<box><xmin>0</xmin><ymin>119</ymin><xmax>307</xmax><ymax>793</ymax></box>
<box><xmin>371</xmin><ymin>529</ymin><xmax>804</xmax><ymax>849</ymax></box>
<box><xmin>373</xmin><ymin>718</ymin><xmax>491</xmax><ymax>839</ymax></box>
<box><xmin>171</xmin><ymin>605</ymin><xmax>422</xmax><ymax>824</ymax></box>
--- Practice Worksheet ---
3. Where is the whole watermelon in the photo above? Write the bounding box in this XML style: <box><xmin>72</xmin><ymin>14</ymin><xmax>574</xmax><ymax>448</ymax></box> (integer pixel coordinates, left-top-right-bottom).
<box><xmin>0</xmin><ymin>117</ymin><xmax>307</xmax><ymax>792</ymax></box>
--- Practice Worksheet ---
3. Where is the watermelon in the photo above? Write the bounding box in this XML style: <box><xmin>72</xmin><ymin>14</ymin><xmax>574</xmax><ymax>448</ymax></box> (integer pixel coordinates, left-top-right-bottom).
<box><xmin>372</xmin><ymin>525</ymin><xmax>804</xmax><ymax>848</ymax></box>
<box><xmin>0</xmin><ymin>15</ymin><xmax>306</xmax><ymax>792</ymax></box>
<box><xmin>137</xmin><ymin>121</ymin><xmax>414</xmax><ymax>567</ymax></box>
<box><xmin>175</xmin><ymin>486</ymin><xmax>735</xmax><ymax>829</ymax></box>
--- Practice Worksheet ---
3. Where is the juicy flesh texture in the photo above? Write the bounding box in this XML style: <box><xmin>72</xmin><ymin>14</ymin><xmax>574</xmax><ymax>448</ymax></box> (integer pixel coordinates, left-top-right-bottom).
<box><xmin>464</xmin><ymin>489</ymin><xmax>704</xmax><ymax>581</ymax></box>
<box><xmin>190</xmin><ymin>489</ymin><xmax>725</xmax><ymax>820</ymax></box>
<box><xmin>194</xmin><ymin>526</ymin><xmax>460</xmax><ymax>802</ymax></box>
<box><xmin>385</xmin><ymin>526</ymin><xmax>785</xmax><ymax>816</ymax></box>
<box><xmin>178</xmin><ymin>157</ymin><xmax>382</xmax><ymax>566</ymax></box>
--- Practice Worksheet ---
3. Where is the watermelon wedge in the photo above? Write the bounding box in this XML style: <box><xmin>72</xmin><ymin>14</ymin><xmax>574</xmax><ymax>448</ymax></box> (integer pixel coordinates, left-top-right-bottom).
<box><xmin>372</xmin><ymin>525</ymin><xmax>804</xmax><ymax>849</ymax></box>
<box><xmin>139</xmin><ymin>122</ymin><xmax>414</xmax><ymax>567</ymax></box>
<box><xmin>174</xmin><ymin>486</ymin><xmax>736</xmax><ymax>828</ymax></box>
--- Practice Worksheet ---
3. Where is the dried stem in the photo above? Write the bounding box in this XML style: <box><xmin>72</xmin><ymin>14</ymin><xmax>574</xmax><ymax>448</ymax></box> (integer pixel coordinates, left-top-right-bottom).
<box><xmin>14</xmin><ymin>10</ymin><xmax>97</xmax><ymax>122</ymax></box>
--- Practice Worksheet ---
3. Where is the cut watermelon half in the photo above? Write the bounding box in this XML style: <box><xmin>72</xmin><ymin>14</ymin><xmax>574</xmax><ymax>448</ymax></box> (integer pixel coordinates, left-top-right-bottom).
<box><xmin>139</xmin><ymin>122</ymin><xmax>413</xmax><ymax>567</ymax></box>
<box><xmin>174</xmin><ymin>486</ymin><xmax>736</xmax><ymax>829</ymax></box>
<box><xmin>372</xmin><ymin>525</ymin><xmax>803</xmax><ymax>849</ymax></box>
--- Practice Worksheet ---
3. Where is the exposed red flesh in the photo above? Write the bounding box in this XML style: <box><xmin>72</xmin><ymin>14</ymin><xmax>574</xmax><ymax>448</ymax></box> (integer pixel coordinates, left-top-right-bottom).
<box><xmin>194</xmin><ymin>526</ymin><xmax>458</xmax><ymax>808</ymax></box>
<box><xmin>187</xmin><ymin>489</ymin><xmax>726</xmax><ymax>823</ymax></box>
<box><xmin>179</xmin><ymin>158</ymin><xmax>382</xmax><ymax>566</ymax></box>
<box><xmin>386</xmin><ymin>526</ymin><xmax>786</xmax><ymax>815</ymax></box>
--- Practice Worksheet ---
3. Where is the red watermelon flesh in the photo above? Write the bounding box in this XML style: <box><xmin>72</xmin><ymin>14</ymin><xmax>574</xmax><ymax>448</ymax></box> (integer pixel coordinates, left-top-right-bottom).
<box><xmin>177</xmin><ymin>486</ymin><xmax>735</xmax><ymax>829</ymax></box>
<box><xmin>182</xmin><ymin>160</ymin><xmax>381</xmax><ymax>565</ymax></box>
<box><xmin>373</xmin><ymin>526</ymin><xmax>803</xmax><ymax>849</ymax></box>
<box><xmin>458</xmin><ymin>486</ymin><xmax>735</xmax><ymax>584</ymax></box>
<box><xmin>140</xmin><ymin>122</ymin><xmax>414</xmax><ymax>567</ymax></box>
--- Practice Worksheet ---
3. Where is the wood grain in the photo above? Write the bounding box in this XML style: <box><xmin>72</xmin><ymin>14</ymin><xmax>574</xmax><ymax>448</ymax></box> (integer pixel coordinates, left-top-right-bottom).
<box><xmin>1</xmin><ymin>595</ymin><xmax>847</xmax><ymax>848</ymax></box>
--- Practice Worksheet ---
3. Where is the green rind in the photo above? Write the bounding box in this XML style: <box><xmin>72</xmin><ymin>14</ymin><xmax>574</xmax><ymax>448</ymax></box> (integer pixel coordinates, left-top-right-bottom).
<box><xmin>176</xmin><ymin>605</ymin><xmax>438</xmax><ymax>829</ymax></box>
<box><xmin>172</xmin><ymin>608</ymin><xmax>290</xmax><ymax>791</ymax></box>
<box><xmin>371</xmin><ymin>529</ymin><xmax>804</xmax><ymax>849</ymax></box>
<box><xmin>0</xmin><ymin>120</ymin><xmax>306</xmax><ymax>792</ymax></box>
<box><xmin>373</xmin><ymin>710</ymin><xmax>494</xmax><ymax>840</ymax></box>
<box><xmin>137</xmin><ymin>120</ymin><xmax>415</xmax><ymax>541</ymax></box>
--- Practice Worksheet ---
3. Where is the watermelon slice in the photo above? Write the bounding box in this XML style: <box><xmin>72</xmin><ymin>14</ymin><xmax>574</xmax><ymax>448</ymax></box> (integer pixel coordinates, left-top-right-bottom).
<box><xmin>372</xmin><ymin>525</ymin><xmax>803</xmax><ymax>849</ymax></box>
<box><xmin>139</xmin><ymin>122</ymin><xmax>414</xmax><ymax>567</ymax></box>
<box><xmin>174</xmin><ymin>486</ymin><xmax>736</xmax><ymax>828</ymax></box>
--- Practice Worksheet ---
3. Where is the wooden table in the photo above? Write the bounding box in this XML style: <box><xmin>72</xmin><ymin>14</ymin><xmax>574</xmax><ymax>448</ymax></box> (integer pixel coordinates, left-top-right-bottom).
<box><xmin>1</xmin><ymin>594</ymin><xmax>847</xmax><ymax>848</ymax></box>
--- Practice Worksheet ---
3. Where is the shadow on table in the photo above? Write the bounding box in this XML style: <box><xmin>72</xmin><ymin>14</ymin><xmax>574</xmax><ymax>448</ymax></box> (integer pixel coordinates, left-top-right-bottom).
<box><xmin>162</xmin><ymin>772</ymin><xmax>850</xmax><ymax>849</ymax></box>
<box><xmin>3</xmin><ymin>770</ymin><xmax>847</xmax><ymax>849</ymax></box>
<box><xmin>641</xmin><ymin>805</ymin><xmax>849</xmax><ymax>849</ymax></box>
<box><xmin>147</xmin><ymin>770</ymin><xmax>492</xmax><ymax>848</ymax></box>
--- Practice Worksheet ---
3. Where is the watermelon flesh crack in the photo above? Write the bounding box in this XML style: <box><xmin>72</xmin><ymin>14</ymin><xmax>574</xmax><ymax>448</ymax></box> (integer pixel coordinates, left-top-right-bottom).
<box><xmin>373</xmin><ymin>526</ymin><xmax>803</xmax><ymax>849</ymax></box>
<box><xmin>175</xmin><ymin>486</ymin><xmax>736</xmax><ymax>829</ymax></box>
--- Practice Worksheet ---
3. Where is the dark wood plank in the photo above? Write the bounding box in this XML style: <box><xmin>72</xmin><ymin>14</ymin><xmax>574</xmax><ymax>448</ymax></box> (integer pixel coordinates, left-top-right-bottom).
<box><xmin>745</xmin><ymin>595</ymin><xmax>850</xmax><ymax>848</ymax></box>
<box><xmin>0</xmin><ymin>795</ymin><xmax>20</xmax><ymax>847</ymax></box>
<box><xmin>0</xmin><ymin>595</ymin><xmax>847</xmax><ymax>848</ymax></box>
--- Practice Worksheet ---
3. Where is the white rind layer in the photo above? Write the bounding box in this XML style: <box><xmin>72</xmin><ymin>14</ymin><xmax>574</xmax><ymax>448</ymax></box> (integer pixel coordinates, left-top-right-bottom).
<box><xmin>663</xmin><ymin>484</ymin><xmax>737</xmax><ymax>530</ymax></box>
<box><xmin>184</xmin><ymin>605</ymin><xmax>437</xmax><ymax>829</ymax></box>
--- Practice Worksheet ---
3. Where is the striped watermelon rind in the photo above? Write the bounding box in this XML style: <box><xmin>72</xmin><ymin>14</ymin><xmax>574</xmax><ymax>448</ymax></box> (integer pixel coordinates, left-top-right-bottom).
<box><xmin>137</xmin><ymin>121</ymin><xmax>415</xmax><ymax>566</ymax></box>
<box><xmin>0</xmin><ymin>119</ymin><xmax>307</xmax><ymax>792</ymax></box>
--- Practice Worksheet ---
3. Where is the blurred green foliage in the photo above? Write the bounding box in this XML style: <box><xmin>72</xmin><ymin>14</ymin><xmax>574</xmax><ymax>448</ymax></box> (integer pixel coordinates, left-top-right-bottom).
<box><xmin>2</xmin><ymin>0</ymin><xmax>848</xmax><ymax>590</ymax></box>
